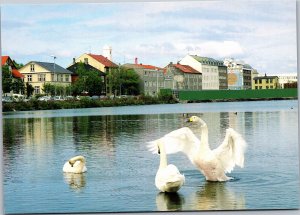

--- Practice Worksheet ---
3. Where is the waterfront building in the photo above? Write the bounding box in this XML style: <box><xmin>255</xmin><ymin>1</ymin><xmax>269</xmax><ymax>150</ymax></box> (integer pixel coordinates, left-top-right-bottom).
<box><xmin>275</xmin><ymin>73</ymin><xmax>297</xmax><ymax>88</ymax></box>
<box><xmin>74</xmin><ymin>53</ymin><xmax>118</xmax><ymax>73</ymax></box>
<box><xmin>19</xmin><ymin>61</ymin><xmax>72</xmax><ymax>95</ymax></box>
<box><xmin>252</xmin><ymin>74</ymin><xmax>279</xmax><ymax>89</ymax></box>
<box><xmin>224</xmin><ymin>58</ymin><xmax>255</xmax><ymax>90</ymax></box>
<box><xmin>179</xmin><ymin>55</ymin><xmax>226</xmax><ymax>90</ymax></box>
<box><xmin>164</xmin><ymin>62</ymin><xmax>202</xmax><ymax>90</ymax></box>
<box><xmin>123</xmin><ymin>63</ymin><xmax>165</xmax><ymax>96</ymax></box>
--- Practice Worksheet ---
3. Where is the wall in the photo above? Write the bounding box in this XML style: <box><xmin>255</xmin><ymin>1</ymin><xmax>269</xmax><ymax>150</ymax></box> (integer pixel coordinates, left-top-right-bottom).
<box><xmin>178</xmin><ymin>89</ymin><xmax>297</xmax><ymax>101</ymax></box>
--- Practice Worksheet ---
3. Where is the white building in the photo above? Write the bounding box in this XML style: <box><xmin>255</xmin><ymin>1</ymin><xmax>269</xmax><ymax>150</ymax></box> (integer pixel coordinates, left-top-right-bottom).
<box><xmin>180</xmin><ymin>55</ymin><xmax>225</xmax><ymax>90</ymax></box>
<box><xmin>275</xmin><ymin>73</ymin><xmax>297</xmax><ymax>88</ymax></box>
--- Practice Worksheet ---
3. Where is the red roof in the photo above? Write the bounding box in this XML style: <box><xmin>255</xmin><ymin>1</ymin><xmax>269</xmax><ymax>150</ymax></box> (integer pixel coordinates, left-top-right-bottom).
<box><xmin>88</xmin><ymin>54</ymin><xmax>118</xmax><ymax>68</ymax></box>
<box><xmin>1</xmin><ymin>56</ymin><xmax>9</xmax><ymax>66</ymax></box>
<box><xmin>134</xmin><ymin>64</ymin><xmax>163</xmax><ymax>70</ymax></box>
<box><xmin>12</xmin><ymin>69</ymin><xmax>24</xmax><ymax>78</ymax></box>
<box><xmin>173</xmin><ymin>64</ymin><xmax>201</xmax><ymax>74</ymax></box>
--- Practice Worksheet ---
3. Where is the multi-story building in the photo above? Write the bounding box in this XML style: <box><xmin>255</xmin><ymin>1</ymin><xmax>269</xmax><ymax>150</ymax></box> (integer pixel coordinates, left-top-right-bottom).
<box><xmin>252</xmin><ymin>74</ymin><xmax>279</xmax><ymax>89</ymax></box>
<box><xmin>275</xmin><ymin>73</ymin><xmax>298</xmax><ymax>88</ymax></box>
<box><xmin>19</xmin><ymin>61</ymin><xmax>72</xmax><ymax>95</ymax></box>
<box><xmin>179</xmin><ymin>55</ymin><xmax>226</xmax><ymax>90</ymax></box>
<box><xmin>164</xmin><ymin>63</ymin><xmax>202</xmax><ymax>90</ymax></box>
<box><xmin>74</xmin><ymin>53</ymin><xmax>118</xmax><ymax>74</ymax></box>
<box><xmin>123</xmin><ymin>63</ymin><xmax>165</xmax><ymax>96</ymax></box>
<box><xmin>224</xmin><ymin>58</ymin><xmax>255</xmax><ymax>90</ymax></box>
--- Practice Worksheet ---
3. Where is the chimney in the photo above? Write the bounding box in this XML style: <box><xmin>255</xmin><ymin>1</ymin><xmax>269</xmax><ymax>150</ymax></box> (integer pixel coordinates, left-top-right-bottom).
<box><xmin>135</xmin><ymin>57</ymin><xmax>138</xmax><ymax>64</ymax></box>
<box><xmin>73</xmin><ymin>58</ymin><xmax>76</xmax><ymax>64</ymax></box>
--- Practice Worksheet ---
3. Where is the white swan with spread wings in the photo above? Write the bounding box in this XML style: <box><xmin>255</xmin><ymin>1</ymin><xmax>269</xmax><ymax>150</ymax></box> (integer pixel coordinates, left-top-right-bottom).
<box><xmin>148</xmin><ymin>116</ymin><xmax>247</xmax><ymax>182</ymax></box>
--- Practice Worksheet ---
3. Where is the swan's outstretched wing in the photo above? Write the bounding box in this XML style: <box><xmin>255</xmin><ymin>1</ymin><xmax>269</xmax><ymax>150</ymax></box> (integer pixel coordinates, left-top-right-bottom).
<box><xmin>147</xmin><ymin>127</ymin><xmax>200</xmax><ymax>158</ymax></box>
<box><xmin>213</xmin><ymin>128</ymin><xmax>247</xmax><ymax>173</ymax></box>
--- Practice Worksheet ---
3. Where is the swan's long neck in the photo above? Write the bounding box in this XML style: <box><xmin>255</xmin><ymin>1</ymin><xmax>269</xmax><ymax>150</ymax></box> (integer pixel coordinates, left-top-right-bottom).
<box><xmin>197</xmin><ymin>120</ymin><xmax>210</xmax><ymax>152</ymax></box>
<box><xmin>158</xmin><ymin>143</ymin><xmax>168</xmax><ymax>169</ymax></box>
<box><xmin>69</xmin><ymin>156</ymin><xmax>86</xmax><ymax>170</ymax></box>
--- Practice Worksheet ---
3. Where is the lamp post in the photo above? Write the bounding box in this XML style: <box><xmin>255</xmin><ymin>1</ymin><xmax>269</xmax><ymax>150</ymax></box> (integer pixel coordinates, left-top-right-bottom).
<box><xmin>51</xmin><ymin>55</ymin><xmax>56</xmax><ymax>96</ymax></box>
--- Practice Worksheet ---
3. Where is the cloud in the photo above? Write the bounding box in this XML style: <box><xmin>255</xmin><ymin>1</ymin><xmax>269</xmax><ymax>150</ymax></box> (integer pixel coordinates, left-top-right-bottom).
<box><xmin>1</xmin><ymin>1</ymin><xmax>297</xmax><ymax>74</ymax></box>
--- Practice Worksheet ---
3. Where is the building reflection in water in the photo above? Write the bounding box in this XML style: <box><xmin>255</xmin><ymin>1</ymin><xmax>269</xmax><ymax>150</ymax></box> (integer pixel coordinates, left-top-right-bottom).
<box><xmin>63</xmin><ymin>173</ymin><xmax>86</xmax><ymax>192</ymax></box>
<box><xmin>188</xmin><ymin>182</ymin><xmax>245</xmax><ymax>210</ymax></box>
<box><xmin>155</xmin><ymin>192</ymin><xmax>185</xmax><ymax>211</ymax></box>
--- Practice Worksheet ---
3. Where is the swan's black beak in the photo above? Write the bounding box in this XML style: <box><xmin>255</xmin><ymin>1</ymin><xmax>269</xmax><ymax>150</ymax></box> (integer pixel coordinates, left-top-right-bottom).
<box><xmin>69</xmin><ymin>161</ymin><xmax>74</xmax><ymax>167</ymax></box>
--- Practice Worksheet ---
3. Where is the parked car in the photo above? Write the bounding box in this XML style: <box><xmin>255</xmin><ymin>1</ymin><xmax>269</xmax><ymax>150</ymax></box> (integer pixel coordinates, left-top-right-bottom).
<box><xmin>53</xmin><ymin>96</ymin><xmax>63</xmax><ymax>101</ymax></box>
<box><xmin>38</xmin><ymin>96</ymin><xmax>52</xmax><ymax>101</ymax></box>
<box><xmin>2</xmin><ymin>96</ymin><xmax>13</xmax><ymax>103</ymax></box>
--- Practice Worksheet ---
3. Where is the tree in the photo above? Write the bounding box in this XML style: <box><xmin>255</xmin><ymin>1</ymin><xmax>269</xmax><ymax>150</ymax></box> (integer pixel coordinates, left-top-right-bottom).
<box><xmin>107</xmin><ymin>66</ymin><xmax>141</xmax><ymax>96</ymax></box>
<box><xmin>11</xmin><ymin>78</ymin><xmax>25</xmax><ymax>94</ymax></box>
<box><xmin>25</xmin><ymin>82</ymin><xmax>34</xmax><ymax>98</ymax></box>
<box><xmin>72</xmin><ymin>63</ymin><xmax>104</xmax><ymax>96</ymax></box>
<box><xmin>2</xmin><ymin>65</ymin><xmax>13</xmax><ymax>95</ymax></box>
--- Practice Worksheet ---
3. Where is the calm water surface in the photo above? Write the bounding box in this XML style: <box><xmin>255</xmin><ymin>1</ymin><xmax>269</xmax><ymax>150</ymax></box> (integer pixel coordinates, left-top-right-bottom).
<box><xmin>3</xmin><ymin>100</ymin><xmax>299</xmax><ymax>213</ymax></box>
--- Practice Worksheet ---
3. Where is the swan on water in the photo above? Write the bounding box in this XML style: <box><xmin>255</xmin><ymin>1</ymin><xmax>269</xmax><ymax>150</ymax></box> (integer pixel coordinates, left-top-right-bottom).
<box><xmin>63</xmin><ymin>155</ymin><xmax>87</xmax><ymax>174</ymax></box>
<box><xmin>148</xmin><ymin>116</ymin><xmax>247</xmax><ymax>182</ymax></box>
<box><xmin>155</xmin><ymin>141</ymin><xmax>185</xmax><ymax>192</ymax></box>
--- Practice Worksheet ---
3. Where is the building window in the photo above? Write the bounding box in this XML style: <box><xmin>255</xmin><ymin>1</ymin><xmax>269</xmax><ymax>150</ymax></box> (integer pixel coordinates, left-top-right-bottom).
<box><xmin>34</xmin><ymin>86</ymin><xmax>40</xmax><ymax>94</ymax></box>
<box><xmin>38</xmin><ymin>74</ymin><xmax>46</xmax><ymax>82</ymax></box>
<box><xmin>65</xmin><ymin>75</ymin><xmax>70</xmax><ymax>82</ymax></box>
<box><xmin>27</xmin><ymin>75</ymin><xmax>32</xmax><ymax>82</ymax></box>
<box><xmin>255</xmin><ymin>86</ymin><xmax>258</xmax><ymax>89</ymax></box>
<box><xmin>270</xmin><ymin>79</ymin><xmax>273</xmax><ymax>83</ymax></box>
<box><xmin>84</xmin><ymin>58</ymin><xmax>88</xmax><ymax>64</ymax></box>
<box><xmin>259</xmin><ymin>79</ymin><xmax>262</xmax><ymax>84</ymax></box>
<box><xmin>30</xmin><ymin>64</ymin><xmax>35</xmax><ymax>72</ymax></box>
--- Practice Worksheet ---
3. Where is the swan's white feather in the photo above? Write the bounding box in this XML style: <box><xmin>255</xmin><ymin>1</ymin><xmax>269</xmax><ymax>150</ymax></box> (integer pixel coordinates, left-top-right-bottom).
<box><xmin>213</xmin><ymin>128</ymin><xmax>247</xmax><ymax>173</ymax></box>
<box><xmin>148</xmin><ymin>127</ymin><xmax>199</xmax><ymax>161</ymax></box>
<box><xmin>155</xmin><ymin>164</ymin><xmax>185</xmax><ymax>193</ymax></box>
<box><xmin>63</xmin><ymin>156</ymin><xmax>87</xmax><ymax>174</ymax></box>
<box><xmin>148</xmin><ymin>116</ymin><xmax>247</xmax><ymax>182</ymax></box>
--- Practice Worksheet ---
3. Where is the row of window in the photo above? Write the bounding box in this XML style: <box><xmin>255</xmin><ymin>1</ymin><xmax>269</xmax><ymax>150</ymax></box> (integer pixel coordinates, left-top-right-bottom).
<box><xmin>255</xmin><ymin>86</ymin><xmax>274</xmax><ymax>89</ymax></box>
<box><xmin>144</xmin><ymin>71</ymin><xmax>164</xmax><ymax>77</ymax></box>
<box><xmin>27</xmin><ymin>74</ymin><xmax>70</xmax><ymax>82</ymax></box>
<box><xmin>254</xmin><ymin>79</ymin><xmax>274</xmax><ymax>84</ymax></box>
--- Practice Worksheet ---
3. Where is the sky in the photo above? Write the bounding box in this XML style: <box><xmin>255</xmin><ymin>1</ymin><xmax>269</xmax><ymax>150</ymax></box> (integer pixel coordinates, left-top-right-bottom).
<box><xmin>1</xmin><ymin>0</ymin><xmax>297</xmax><ymax>75</ymax></box>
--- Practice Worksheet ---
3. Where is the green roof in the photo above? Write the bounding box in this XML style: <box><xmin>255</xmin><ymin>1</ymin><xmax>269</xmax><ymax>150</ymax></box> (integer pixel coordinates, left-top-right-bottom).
<box><xmin>190</xmin><ymin>55</ymin><xmax>224</xmax><ymax>66</ymax></box>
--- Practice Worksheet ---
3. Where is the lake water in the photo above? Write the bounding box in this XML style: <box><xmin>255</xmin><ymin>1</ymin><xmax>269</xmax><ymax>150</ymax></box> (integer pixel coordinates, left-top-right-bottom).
<box><xmin>2</xmin><ymin>100</ymin><xmax>300</xmax><ymax>213</ymax></box>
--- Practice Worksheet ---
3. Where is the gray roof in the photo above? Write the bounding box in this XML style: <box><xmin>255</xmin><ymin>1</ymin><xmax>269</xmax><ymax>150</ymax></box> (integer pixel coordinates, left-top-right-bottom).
<box><xmin>33</xmin><ymin>61</ymin><xmax>72</xmax><ymax>74</ymax></box>
<box><xmin>190</xmin><ymin>55</ymin><xmax>224</xmax><ymax>66</ymax></box>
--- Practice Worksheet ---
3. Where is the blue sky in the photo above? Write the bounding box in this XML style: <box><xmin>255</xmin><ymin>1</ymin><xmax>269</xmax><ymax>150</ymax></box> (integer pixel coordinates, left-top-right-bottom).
<box><xmin>1</xmin><ymin>0</ymin><xmax>297</xmax><ymax>74</ymax></box>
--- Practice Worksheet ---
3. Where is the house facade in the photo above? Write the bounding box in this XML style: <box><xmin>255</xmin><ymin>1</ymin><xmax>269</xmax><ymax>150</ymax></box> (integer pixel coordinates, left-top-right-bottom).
<box><xmin>123</xmin><ymin>63</ymin><xmax>165</xmax><ymax>96</ymax></box>
<box><xmin>179</xmin><ymin>55</ymin><xmax>225</xmax><ymax>90</ymax></box>
<box><xmin>275</xmin><ymin>73</ymin><xmax>298</xmax><ymax>88</ymax></box>
<box><xmin>224</xmin><ymin>58</ymin><xmax>254</xmax><ymax>90</ymax></box>
<box><xmin>74</xmin><ymin>53</ymin><xmax>118</xmax><ymax>73</ymax></box>
<box><xmin>19</xmin><ymin>61</ymin><xmax>72</xmax><ymax>95</ymax></box>
<box><xmin>164</xmin><ymin>63</ymin><xmax>202</xmax><ymax>90</ymax></box>
<box><xmin>252</xmin><ymin>74</ymin><xmax>279</xmax><ymax>89</ymax></box>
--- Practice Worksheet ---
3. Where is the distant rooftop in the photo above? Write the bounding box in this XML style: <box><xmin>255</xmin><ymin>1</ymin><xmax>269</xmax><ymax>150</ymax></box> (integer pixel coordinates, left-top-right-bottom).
<box><xmin>190</xmin><ymin>55</ymin><xmax>224</xmax><ymax>66</ymax></box>
<box><xmin>32</xmin><ymin>61</ymin><xmax>72</xmax><ymax>74</ymax></box>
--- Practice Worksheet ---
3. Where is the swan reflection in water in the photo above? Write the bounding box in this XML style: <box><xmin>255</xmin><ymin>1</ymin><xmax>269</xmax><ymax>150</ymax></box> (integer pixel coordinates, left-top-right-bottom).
<box><xmin>63</xmin><ymin>173</ymin><xmax>86</xmax><ymax>192</ymax></box>
<box><xmin>189</xmin><ymin>181</ymin><xmax>245</xmax><ymax>210</ymax></box>
<box><xmin>156</xmin><ymin>192</ymin><xmax>185</xmax><ymax>211</ymax></box>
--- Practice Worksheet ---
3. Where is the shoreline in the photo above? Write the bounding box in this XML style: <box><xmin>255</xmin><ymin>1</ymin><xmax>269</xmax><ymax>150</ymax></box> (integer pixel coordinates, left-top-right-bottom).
<box><xmin>2</xmin><ymin>96</ymin><xmax>297</xmax><ymax>113</ymax></box>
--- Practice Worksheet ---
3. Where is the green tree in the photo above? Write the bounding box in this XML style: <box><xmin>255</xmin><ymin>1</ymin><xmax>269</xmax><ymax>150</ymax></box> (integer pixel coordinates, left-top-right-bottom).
<box><xmin>25</xmin><ymin>82</ymin><xmax>34</xmax><ymax>98</ymax></box>
<box><xmin>107</xmin><ymin>67</ymin><xmax>141</xmax><ymax>96</ymax></box>
<box><xmin>2</xmin><ymin>65</ymin><xmax>13</xmax><ymax>95</ymax></box>
<box><xmin>72</xmin><ymin>63</ymin><xmax>104</xmax><ymax>96</ymax></box>
<box><xmin>11</xmin><ymin>78</ymin><xmax>25</xmax><ymax>94</ymax></box>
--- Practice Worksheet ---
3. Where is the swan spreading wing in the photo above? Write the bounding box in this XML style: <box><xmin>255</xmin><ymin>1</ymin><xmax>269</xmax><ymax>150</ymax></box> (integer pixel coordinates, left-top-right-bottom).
<box><xmin>147</xmin><ymin>127</ymin><xmax>200</xmax><ymax>162</ymax></box>
<box><xmin>212</xmin><ymin>128</ymin><xmax>247</xmax><ymax>173</ymax></box>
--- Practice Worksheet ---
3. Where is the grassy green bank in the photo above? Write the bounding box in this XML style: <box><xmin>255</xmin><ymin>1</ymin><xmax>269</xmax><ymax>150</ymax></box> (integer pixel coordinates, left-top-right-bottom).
<box><xmin>2</xmin><ymin>95</ymin><xmax>177</xmax><ymax>112</ymax></box>
<box><xmin>178</xmin><ymin>89</ymin><xmax>298</xmax><ymax>102</ymax></box>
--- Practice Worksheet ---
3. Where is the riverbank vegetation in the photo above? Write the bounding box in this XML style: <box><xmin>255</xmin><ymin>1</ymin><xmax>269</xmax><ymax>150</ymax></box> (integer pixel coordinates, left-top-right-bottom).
<box><xmin>2</xmin><ymin>94</ymin><xmax>177</xmax><ymax>112</ymax></box>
